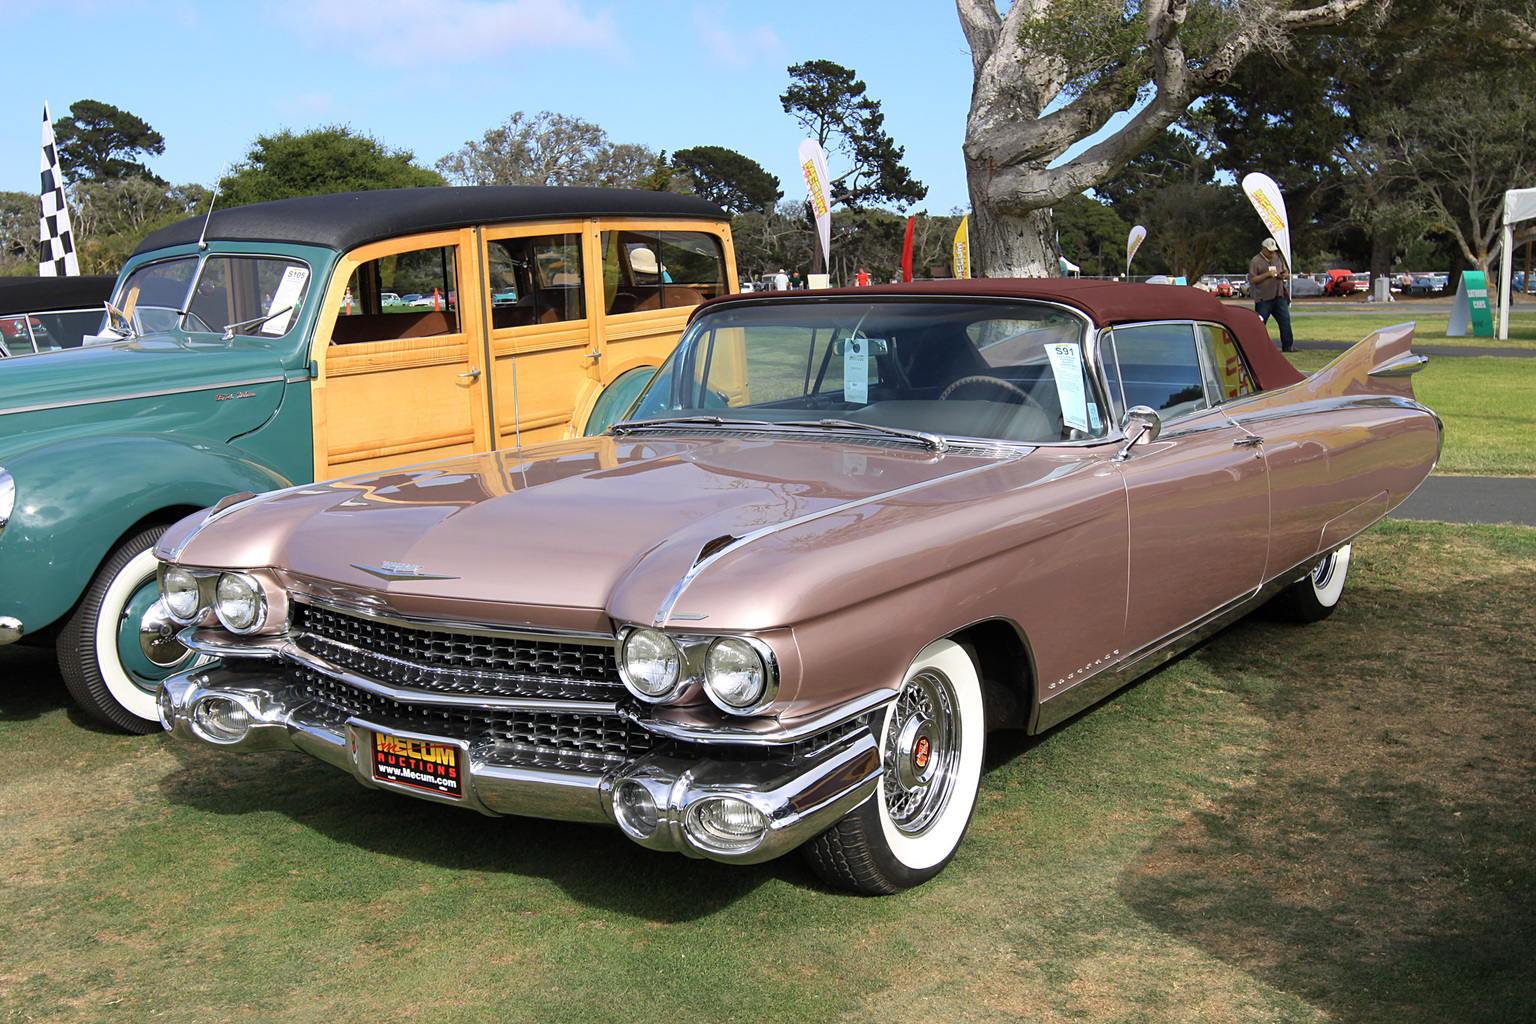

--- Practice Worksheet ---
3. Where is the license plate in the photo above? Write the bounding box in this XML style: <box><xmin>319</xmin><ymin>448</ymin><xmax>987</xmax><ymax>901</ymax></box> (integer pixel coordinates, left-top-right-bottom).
<box><xmin>369</xmin><ymin>731</ymin><xmax>463</xmax><ymax>799</ymax></box>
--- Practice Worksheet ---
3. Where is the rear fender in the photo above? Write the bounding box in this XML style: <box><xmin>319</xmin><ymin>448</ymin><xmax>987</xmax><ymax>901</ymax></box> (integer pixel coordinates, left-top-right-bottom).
<box><xmin>0</xmin><ymin>436</ymin><xmax>292</xmax><ymax>635</ymax></box>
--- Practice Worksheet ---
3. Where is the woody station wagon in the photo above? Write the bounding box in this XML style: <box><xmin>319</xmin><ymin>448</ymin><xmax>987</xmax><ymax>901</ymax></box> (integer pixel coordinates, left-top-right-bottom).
<box><xmin>154</xmin><ymin>279</ymin><xmax>1439</xmax><ymax>894</ymax></box>
<box><xmin>0</xmin><ymin>186</ymin><xmax>735</xmax><ymax>732</ymax></box>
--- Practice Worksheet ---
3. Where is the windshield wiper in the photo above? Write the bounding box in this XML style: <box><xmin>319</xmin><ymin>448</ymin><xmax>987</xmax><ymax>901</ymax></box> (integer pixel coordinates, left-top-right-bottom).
<box><xmin>781</xmin><ymin>418</ymin><xmax>948</xmax><ymax>452</ymax></box>
<box><xmin>220</xmin><ymin>304</ymin><xmax>295</xmax><ymax>340</ymax></box>
<box><xmin>610</xmin><ymin>415</ymin><xmax>776</xmax><ymax>434</ymax></box>
<box><xmin>610</xmin><ymin>415</ymin><xmax>948</xmax><ymax>453</ymax></box>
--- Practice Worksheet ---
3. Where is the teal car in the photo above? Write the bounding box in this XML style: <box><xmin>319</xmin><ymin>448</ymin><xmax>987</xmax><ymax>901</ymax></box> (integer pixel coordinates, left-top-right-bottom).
<box><xmin>0</xmin><ymin>185</ymin><xmax>736</xmax><ymax>732</ymax></box>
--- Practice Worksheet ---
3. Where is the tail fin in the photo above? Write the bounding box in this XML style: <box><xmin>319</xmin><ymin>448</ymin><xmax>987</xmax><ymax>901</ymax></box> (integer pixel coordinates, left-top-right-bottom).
<box><xmin>1304</xmin><ymin>322</ymin><xmax>1427</xmax><ymax>401</ymax></box>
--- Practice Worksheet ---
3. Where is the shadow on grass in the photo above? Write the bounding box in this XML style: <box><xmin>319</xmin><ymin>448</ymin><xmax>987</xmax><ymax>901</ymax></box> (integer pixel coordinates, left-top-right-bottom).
<box><xmin>1116</xmin><ymin>542</ymin><xmax>1536</xmax><ymax>1024</ymax></box>
<box><xmin>0</xmin><ymin>644</ymin><xmax>70</xmax><ymax>723</ymax></box>
<box><xmin>154</xmin><ymin>741</ymin><xmax>829</xmax><ymax>919</ymax></box>
<box><xmin>1119</xmin><ymin>770</ymin><xmax>1536</xmax><ymax>1024</ymax></box>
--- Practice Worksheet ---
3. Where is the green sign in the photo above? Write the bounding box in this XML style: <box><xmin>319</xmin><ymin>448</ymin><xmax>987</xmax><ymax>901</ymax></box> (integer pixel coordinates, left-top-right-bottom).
<box><xmin>1448</xmin><ymin>271</ymin><xmax>1495</xmax><ymax>337</ymax></box>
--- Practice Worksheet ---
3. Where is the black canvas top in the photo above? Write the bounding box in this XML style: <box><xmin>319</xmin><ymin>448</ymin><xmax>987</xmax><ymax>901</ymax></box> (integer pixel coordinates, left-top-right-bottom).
<box><xmin>133</xmin><ymin>186</ymin><xmax>729</xmax><ymax>256</ymax></box>
<box><xmin>0</xmin><ymin>275</ymin><xmax>116</xmax><ymax>315</ymax></box>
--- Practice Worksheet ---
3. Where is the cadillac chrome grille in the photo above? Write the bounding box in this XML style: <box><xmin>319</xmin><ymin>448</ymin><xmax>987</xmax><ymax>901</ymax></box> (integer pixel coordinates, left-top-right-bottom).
<box><xmin>287</xmin><ymin>665</ymin><xmax>650</xmax><ymax>770</ymax></box>
<box><xmin>291</xmin><ymin>602</ymin><xmax>623</xmax><ymax>701</ymax></box>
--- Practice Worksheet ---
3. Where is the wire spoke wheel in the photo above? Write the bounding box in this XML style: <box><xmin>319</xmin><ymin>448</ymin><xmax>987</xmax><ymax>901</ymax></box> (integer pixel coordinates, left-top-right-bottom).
<box><xmin>803</xmin><ymin>639</ymin><xmax>984</xmax><ymax>894</ymax></box>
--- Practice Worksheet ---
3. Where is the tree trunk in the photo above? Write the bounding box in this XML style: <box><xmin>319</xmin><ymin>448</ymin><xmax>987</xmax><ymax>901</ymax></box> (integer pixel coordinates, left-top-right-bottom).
<box><xmin>1369</xmin><ymin>233</ymin><xmax>1394</xmax><ymax>288</ymax></box>
<box><xmin>969</xmin><ymin>195</ymin><xmax>1058</xmax><ymax>278</ymax></box>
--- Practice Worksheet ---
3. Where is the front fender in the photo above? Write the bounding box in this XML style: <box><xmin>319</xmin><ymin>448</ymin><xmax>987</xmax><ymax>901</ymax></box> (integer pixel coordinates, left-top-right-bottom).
<box><xmin>0</xmin><ymin>435</ymin><xmax>293</xmax><ymax>636</ymax></box>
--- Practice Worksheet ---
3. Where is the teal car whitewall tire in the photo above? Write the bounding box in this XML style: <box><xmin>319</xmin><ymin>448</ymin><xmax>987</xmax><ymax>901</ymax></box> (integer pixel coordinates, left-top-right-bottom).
<box><xmin>58</xmin><ymin>525</ymin><xmax>200</xmax><ymax>733</ymax></box>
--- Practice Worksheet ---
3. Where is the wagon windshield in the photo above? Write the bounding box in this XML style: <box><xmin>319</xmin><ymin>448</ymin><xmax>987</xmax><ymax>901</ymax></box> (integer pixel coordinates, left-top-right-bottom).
<box><xmin>625</xmin><ymin>299</ymin><xmax>1106</xmax><ymax>443</ymax></box>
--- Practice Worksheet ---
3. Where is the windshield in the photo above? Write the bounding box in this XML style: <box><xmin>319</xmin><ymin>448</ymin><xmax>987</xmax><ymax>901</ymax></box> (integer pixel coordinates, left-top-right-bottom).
<box><xmin>116</xmin><ymin>254</ymin><xmax>312</xmax><ymax>338</ymax></box>
<box><xmin>626</xmin><ymin>299</ymin><xmax>1106</xmax><ymax>444</ymax></box>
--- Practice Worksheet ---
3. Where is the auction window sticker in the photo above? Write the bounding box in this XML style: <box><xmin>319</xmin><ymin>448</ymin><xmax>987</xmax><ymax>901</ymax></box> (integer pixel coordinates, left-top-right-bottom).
<box><xmin>842</xmin><ymin>336</ymin><xmax>873</xmax><ymax>404</ymax></box>
<box><xmin>1045</xmin><ymin>342</ymin><xmax>1091</xmax><ymax>432</ymax></box>
<box><xmin>262</xmin><ymin>265</ymin><xmax>310</xmax><ymax>335</ymax></box>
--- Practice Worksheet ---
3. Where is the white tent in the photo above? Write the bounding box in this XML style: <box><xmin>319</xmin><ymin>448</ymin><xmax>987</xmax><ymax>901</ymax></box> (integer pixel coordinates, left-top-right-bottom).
<box><xmin>1498</xmin><ymin>187</ymin><xmax>1536</xmax><ymax>339</ymax></box>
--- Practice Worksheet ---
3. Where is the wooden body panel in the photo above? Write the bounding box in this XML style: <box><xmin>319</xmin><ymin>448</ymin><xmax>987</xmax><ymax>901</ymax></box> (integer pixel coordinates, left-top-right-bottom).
<box><xmin>309</xmin><ymin>216</ymin><xmax>734</xmax><ymax>478</ymax></box>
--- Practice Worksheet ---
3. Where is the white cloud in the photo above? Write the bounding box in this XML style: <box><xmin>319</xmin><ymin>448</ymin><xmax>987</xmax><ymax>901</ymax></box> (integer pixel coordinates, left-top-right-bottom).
<box><xmin>291</xmin><ymin>0</ymin><xmax>619</xmax><ymax>65</ymax></box>
<box><xmin>691</xmin><ymin>7</ymin><xmax>785</xmax><ymax>69</ymax></box>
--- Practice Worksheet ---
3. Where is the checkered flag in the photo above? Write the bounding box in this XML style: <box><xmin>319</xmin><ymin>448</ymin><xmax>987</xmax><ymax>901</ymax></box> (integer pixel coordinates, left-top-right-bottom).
<box><xmin>39</xmin><ymin>103</ymin><xmax>80</xmax><ymax>277</ymax></box>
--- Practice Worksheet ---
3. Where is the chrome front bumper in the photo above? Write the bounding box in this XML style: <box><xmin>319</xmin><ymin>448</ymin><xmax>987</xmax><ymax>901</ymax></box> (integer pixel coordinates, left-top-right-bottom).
<box><xmin>159</xmin><ymin>665</ymin><xmax>881</xmax><ymax>865</ymax></box>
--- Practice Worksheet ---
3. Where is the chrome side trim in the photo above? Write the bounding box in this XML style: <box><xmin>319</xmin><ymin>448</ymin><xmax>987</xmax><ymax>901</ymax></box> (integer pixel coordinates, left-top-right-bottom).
<box><xmin>0</xmin><ymin>375</ymin><xmax>286</xmax><ymax>417</ymax></box>
<box><xmin>653</xmin><ymin>457</ymin><xmax>1015</xmax><ymax>626</ymax></box>
<box><xmin>1035</xmin><ymin>546</ymin><xmax>1340</xmax><ymax>732</ymax></box>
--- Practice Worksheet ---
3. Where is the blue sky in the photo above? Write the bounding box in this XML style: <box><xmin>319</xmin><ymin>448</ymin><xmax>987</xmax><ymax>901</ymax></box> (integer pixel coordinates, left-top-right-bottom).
<box><xmin>3</xmin><ymin>0</ymin><xmax>978</xmax><ymax>213</ymax></box>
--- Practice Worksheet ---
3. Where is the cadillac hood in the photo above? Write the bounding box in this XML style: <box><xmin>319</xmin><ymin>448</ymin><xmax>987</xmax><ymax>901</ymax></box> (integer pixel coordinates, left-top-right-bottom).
<box><xmin>161</xmin><ymin>434</ymin><xmax>1095</xmax><ymax>634</ymax></box>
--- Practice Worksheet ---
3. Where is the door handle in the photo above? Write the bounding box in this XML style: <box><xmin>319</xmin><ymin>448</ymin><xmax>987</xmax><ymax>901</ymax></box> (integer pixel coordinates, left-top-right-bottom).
<box><xmin>458</xmin><ymin>366</ymin><xmax>481</xmax><ymax>380</ymax></box>
<box><xmin>585</xmin><ymin>349</ymin><xmax>602</xmax><ymax>360</ymax></box>
<box><xmin>1232</xmin><ymin>435</ymin><xmax>1263</xmax><ymax>448</ymax></box>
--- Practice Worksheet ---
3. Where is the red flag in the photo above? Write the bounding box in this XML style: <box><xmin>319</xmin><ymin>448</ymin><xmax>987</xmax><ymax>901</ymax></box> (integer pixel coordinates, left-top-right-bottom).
<box><xmin>901</xmin><ymin>216</ymin><xmax>915</xmax><ymax>283</ymax></box>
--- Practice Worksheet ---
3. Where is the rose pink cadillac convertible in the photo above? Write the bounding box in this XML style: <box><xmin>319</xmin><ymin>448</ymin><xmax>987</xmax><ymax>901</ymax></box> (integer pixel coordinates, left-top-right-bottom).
<box><xmin>154</xmin><ymin>279</ymin><xmax>1439</xmax><ymax>893</ymax></box>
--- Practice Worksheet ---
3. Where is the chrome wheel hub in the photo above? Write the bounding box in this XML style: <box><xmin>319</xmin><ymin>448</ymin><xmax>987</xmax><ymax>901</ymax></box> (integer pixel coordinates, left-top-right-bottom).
<box><xmin>138</xmin><ymin>597</ymin><xmax>192</xmax><ymax>669</ymax></box>
<box><xmin>883</xmin><ymin>669</ymin><xmax>959</xmax><ymax>835</ymax></box>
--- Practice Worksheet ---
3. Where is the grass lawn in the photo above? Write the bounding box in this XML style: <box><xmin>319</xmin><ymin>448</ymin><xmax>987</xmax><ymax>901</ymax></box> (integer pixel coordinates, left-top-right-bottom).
<box><xmin>1</xmin><ymin>522</ymin><xmax>1532</xmax><ymax>1023</ymax></box>
<box><xmin>1282</xmin><ymin>304</ymin><xmax>1536</xmax><ymax>349</ymax></box>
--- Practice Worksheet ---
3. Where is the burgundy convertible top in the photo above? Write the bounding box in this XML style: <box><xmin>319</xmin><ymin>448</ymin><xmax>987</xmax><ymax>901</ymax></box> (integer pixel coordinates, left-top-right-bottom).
<box><xmin>704</xmin><ymin>278</ymin><xmax>1304</xmax><ymax>393</ymax></box>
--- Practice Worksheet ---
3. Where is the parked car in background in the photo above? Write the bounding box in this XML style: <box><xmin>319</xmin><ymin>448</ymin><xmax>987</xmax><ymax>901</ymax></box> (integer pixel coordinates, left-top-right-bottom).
<box><xmin>0</xmin><ymin>186</ymin><xmax>736</xmax><ymax>733</ymax></box>
<box><xmin>1408</xmin><ymin>273</ymin><xmax>1448</xmax><ymax>295</ymax></box>
<box><xmin>155</xmin><ymin>278</ymin><xmax>1440</xmax><ymax>894</ymax></box>
<box><xmin>1290</xmin><ymin>275</ymin><xmax>1323</xmax><ymax>297</ymax></box>
<box><xmin>0</xmin><ymin>275</ymin><xmax>114</xmax><ymax>357</ymax></box>
<box><xmin>1324</xmin><ymin>269</ymin><xmax>1361</xmax><ymax>296</ymax></box>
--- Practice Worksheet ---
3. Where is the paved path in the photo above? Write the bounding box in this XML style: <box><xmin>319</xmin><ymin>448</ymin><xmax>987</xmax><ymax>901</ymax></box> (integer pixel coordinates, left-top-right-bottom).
<box><xmin>1390</xmin><ymin>476</ymin><xmax>1536</xmax><ymax>526</ymax></box>
<box><xmin>1294</xmin><ymin>339</ymin><xmax>1536</xmax><ymax>358</ymax></box>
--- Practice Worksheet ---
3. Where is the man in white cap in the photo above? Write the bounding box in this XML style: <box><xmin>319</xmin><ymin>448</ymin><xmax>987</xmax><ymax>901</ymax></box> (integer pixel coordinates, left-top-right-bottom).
<box><xmin>1248</xmin><ymin>238</ymin><xmax>1294</xmax><ymax>352</ymax></box>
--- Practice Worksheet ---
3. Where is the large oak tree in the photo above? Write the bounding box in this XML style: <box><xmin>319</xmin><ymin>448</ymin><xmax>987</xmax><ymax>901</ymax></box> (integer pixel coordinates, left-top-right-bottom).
<box><xmin>958</xmin><ymin>0</ymin><xmax>1374</xmax><ymax>277</ymax></box>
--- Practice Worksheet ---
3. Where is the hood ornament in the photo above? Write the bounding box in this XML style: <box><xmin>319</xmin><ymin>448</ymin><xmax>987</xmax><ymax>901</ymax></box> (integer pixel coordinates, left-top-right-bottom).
<box><xmin>351</xmin><ymin>560</ymin><xmax>459</xmax><ymax>582</ymax></box>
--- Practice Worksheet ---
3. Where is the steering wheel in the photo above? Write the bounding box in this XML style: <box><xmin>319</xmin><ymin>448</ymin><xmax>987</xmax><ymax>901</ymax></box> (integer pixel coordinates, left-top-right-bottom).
<box><xmin>939</xmin><ymin>374</ymin><xmax>1050</xmax><ymax>417</ymax></box>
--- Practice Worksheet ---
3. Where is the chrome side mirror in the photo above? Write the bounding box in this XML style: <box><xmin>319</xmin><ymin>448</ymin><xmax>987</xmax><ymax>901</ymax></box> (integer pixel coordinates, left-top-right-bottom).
<box><xmin>1114</xmin><ymin>405</ymin><xmax>1162</xmax><ymax>461</ymax></box>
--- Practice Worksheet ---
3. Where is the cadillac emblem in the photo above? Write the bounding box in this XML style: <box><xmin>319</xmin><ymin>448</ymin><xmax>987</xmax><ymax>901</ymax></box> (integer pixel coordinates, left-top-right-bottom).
<box><xmin>351</xmin><ymin>560</ymin><xmax>459</xmax><ymax>582</ymax></box>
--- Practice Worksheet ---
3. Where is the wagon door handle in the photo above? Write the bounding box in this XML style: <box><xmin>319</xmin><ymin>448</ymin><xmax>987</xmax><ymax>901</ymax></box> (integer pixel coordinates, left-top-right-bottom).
<box><xmin>458</xmin><ymin>366</ymin><xmax>481</xmax><ymax>380</ymax></box>
<box><xmin>1232</xmin><ymin>435</ymin><xmax>1263</xmax><ymax>448</ymax></box>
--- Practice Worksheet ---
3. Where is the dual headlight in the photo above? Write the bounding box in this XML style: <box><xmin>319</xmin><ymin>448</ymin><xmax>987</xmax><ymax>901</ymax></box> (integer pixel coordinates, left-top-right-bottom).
<box><xmin>617</xmin><ymin>627</ymin><xmax>778</xmax><ymax>715</ymax></box>
<box><xmin>159</xmin><ymin>565</ymin><xmax>276</xmax><ymax>634</ymax></box>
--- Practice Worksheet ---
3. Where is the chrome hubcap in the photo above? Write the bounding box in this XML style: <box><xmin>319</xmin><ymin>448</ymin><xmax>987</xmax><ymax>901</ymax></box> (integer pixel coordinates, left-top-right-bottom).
<box><xmin>138</xmin><ymin>597</ymin><xmax>192</xmax><ymax>669</ymax></box>
<box><xmin>1312</xmin><ymin>551</ymin><xmax>1337</xmax><ymax>590</ymax></box>
<box><xmin>883</xmin><ymin>669</ymin><xmax>958</xmax><ymax>835</ymax></box>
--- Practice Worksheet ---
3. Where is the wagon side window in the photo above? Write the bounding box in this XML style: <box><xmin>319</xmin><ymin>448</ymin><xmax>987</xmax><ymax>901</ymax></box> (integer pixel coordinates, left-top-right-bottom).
<box><xmin>601</xmin><ymin>230</ymin><xmax>725</xmax><ymax>315</ymax></box>
<box><xmin>332</xmin><ymin>245</ymin><xmax>458</xmax><ymax>344</ymax></box>
<box><xmin>1106</xmin><ymin>322</ymin><xmax>1211</xmax><ymax>423</ymax></box>
<box><xmin>485</xmin><ymin>234</ymin><xmax>585</xmax><ymax>329</ymax></box>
